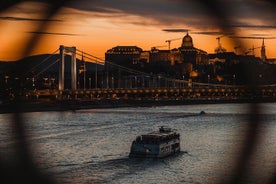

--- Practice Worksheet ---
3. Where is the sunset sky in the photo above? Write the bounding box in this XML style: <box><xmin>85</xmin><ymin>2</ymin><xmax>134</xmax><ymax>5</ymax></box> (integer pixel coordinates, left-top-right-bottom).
<box><xmin>0</xmin><ymin>0</ymin><xmax>276</xmax><ymax>61</ymax></box>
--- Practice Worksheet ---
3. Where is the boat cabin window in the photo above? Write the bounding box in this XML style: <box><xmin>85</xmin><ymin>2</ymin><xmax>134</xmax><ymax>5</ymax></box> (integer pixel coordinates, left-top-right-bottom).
<box><xmin>159</xmin><ymin>126</ymin><xmax>172</xmax><ymax>133</ymax></box>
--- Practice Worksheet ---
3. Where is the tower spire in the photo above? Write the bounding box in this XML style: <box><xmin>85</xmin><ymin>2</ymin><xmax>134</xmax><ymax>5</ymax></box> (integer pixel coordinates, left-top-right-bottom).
<box><xmin>261</xmin><ymin>38</ymin><xmax>266</xmax><ymax>62</ymax></box>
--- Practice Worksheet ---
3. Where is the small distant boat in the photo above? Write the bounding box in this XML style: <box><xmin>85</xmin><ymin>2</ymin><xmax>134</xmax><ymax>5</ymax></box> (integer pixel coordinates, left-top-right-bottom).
<box><xmin>200</xmin><ymin>111</ymin><xmax>206</xmax><ymax>115</ymax></box>
<box><xmin>129</xmin><ymin>126</ymin><xmax>180</xmax><ymax>158</ymax></box>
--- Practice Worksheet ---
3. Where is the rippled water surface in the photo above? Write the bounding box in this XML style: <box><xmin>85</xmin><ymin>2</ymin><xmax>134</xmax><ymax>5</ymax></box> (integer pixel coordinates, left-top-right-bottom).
<box><xmin>1</xmin><ymin>103</ymin><xmax>275</xmax><ymax>183</ymax></box>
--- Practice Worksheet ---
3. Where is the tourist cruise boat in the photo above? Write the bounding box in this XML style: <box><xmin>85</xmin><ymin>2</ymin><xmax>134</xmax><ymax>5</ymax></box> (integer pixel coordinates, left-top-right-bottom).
<box><xmin>129</xmin><ymin>126</ymin><xmax>180</xmax><ymax>158</ymax></box>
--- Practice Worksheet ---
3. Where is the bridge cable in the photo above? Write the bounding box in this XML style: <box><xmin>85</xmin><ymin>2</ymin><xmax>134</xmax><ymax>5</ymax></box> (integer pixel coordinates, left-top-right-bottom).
<box><xmin>20</xmin><ymin>48</ymin><xmax>60</xmax><ymax>77</ymax></box>
<box><xmin>34</xmin><ymin>58</ymin><xmax>60</xmax><ymax>78</ymax></box>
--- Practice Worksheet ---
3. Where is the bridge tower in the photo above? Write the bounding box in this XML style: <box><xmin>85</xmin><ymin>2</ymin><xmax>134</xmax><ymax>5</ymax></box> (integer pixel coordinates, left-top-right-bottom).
<box><xmin>59</xmin><ymin>45</ymin><xmax>77</xmax><ymax>90</ymax></box>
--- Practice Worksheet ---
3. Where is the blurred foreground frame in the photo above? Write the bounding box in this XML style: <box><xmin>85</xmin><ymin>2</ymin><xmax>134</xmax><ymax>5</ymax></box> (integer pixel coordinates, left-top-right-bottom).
<box><xmin>0</xmin><ymin>0</ymin><xmax>275</xmax><ymax>183</ymax></box>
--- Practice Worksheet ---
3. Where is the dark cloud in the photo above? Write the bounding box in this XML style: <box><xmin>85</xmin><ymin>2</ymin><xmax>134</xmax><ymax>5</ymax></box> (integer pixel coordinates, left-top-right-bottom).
<box><xmin>66</xmin><ymin>0</ymin><xmax>210</xmax><ymax>27</ymax></box>
<box><xmin>237</xmin><ymin>1</ymin><xmax>276</xmax><ymax>21</ymax></box>
<box><xmin>0</xmin><ymin>16</ymin><xmax>62</xmax><ymax>22</ymax></box>
<box><xmin>27</xmin><ymin>31</ymin><xmax>84</xmax><ymax>36</ymax></box>
<box><xmin>162</xmin><ymin>29</ymin><xmax>189</xmax><ymax>33</ymax></box>
<box><xmin>191</xmin><ymin>31</ymin><xmax>225</xmax><ymax>35</ymax></box>
<box><xmin>68</xmin><ymin>0</ymin><xmax>198</xmax><ymax>16</ymax></box>
<box><xmin>2</xmin><ymin>0</ymin><xmax>276</xmax><ymax>33</ymax></box>
<box><xmin>230</xmin><ymin>36</ymin><xmax>276</xmax><ymax>39</ymax></box>
<box><xmin>64</xmin><ymin>0</ymin><xmax>276</xmax><ymax>31</ymax></box>
<box><xmin>162</xmin><ymin>29</ymin><xmax>232</xmax><ymax>36</ymax></box>
<box><xmin>231</xmin><ymin>24</ymin><xmax>276</xmax><ymax>29</ymax></box>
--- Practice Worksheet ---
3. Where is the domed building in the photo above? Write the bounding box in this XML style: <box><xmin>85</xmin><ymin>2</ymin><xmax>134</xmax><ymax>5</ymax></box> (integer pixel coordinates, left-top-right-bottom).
<box><xmin>168</xmin><ymin>33</ymin><xmax>208</xmax><ymax>75</ymax></box>
<box><xmin>179</xmin><ymin>33</ymin><xmax>207</xmax><ymax>65</ymax></box>
<box><xmin>105</xmin><ymin>33</ymin><xmax>208</xmax><ymax>77</ymax></box>
<box><xmin>181</xmin><ymin>33</ymin><xmax>194</xmax><ymax>47</ymax></box>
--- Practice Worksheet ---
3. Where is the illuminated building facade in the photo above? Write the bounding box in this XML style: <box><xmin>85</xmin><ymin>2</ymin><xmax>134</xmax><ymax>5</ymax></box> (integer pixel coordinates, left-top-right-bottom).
<box><xmin>105</xmin><ymin>33</ymin><xmax>208</xmax><ymax>76</ymax></box>
<box><xmin>173</xmin><ymin>33</ymin><xmax>208</xmax><ymax>75</ymax></box>
<box><xmin>178</xmin><ymin>33</ymin><xmax>208</xmax><ymax>66</ymax></box>
<box><xmin>105</xmin><ymin>46</ymin><xmax>142</xmax><ymax>66</ymax></box>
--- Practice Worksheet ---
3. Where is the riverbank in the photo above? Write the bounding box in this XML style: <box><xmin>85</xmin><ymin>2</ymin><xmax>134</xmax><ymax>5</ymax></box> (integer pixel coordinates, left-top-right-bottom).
<box><xmin>1</xmin><ymin>97</ymin><xmax>275</xmax><ymax>114</ymax></box>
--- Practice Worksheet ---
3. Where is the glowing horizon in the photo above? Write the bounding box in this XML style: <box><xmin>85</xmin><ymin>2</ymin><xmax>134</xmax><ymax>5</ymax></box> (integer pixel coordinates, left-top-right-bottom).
<box><xmin>0</xmin><ymin>1</ymin><xmax>276</xmax><ymax>61</ymax></box>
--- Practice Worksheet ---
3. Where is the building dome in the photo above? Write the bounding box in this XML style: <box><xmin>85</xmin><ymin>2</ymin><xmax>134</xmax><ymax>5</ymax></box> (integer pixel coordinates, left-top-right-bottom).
<box><xmin>181</xmin><ymin>33</ymin><xmax>193</xmax><ymax>47</ymax></box>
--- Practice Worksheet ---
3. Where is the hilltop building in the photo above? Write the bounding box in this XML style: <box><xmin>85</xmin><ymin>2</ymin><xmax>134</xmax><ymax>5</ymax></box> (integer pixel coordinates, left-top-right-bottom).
<box><xmin>208</xmin><ymin>52</ymin><xmax>239</xmax><ymax>64</ymax></box>
<box><xmin>105</xmin><ymin>33</ymin><xmax>208</xmax><ymax>76</ymax></box>
<box><xmin>105</xmin><ymin>46</ymin><xmax>142</xmax><ymax>66</ymax></box>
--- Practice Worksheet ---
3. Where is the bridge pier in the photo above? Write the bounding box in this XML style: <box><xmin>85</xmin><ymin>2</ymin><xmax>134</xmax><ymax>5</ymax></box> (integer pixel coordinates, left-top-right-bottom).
<box><xmin>59</xmin><ymin>45</ymin><xmax>77</xmax><ymax>91</ymax></box>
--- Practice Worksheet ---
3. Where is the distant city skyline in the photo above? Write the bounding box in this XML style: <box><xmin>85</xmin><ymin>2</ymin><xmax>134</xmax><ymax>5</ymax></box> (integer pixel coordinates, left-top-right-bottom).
<box><xmin>0</xmin><ymin>0</ymin><xmax>276</xmax><ymax>61</ymax></box>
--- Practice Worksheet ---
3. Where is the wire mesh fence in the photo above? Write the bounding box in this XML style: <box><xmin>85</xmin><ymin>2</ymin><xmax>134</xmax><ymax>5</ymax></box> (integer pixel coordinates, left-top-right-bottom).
<box><xmin>0</xmin><ymin>1</ymin><xmax>275</xmax><ymax>183</ymax></box>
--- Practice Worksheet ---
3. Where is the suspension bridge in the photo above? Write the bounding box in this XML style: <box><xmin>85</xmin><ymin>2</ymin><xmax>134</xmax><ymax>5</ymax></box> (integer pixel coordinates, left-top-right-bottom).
<box><xmin>6</xmin><ymin>45</ymin><xmax>276</xmax><ymax>102</ymax></box>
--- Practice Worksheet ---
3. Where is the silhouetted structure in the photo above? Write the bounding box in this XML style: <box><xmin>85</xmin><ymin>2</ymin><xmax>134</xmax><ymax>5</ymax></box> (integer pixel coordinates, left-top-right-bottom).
<box><xmin>105</xmin><ymin>33</ymin><xmax>208</xmax><ymax>77</ymax></box>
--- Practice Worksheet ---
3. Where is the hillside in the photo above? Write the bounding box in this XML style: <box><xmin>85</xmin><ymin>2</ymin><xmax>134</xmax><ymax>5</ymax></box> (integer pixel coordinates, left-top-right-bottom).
<box><xmin>0</xmin><ymin>54</ymin><xmax>104</xmax><ymax>77</ymax></box>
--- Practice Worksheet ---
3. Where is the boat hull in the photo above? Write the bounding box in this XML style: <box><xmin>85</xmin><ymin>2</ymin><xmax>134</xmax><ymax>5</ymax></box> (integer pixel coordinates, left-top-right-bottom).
<box><xmin>129</xmin><ymin>139</ymin><xmax>180</xmax><ymax>158</ymax></box>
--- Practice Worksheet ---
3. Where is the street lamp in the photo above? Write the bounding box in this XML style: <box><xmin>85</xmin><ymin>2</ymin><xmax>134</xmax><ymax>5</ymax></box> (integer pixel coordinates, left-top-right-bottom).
<box><xmin>4</xmin><ymin>75</ymin><xmax>9</xmax><ymax>84</ymax></box>
<box><xmin>14</xmin><ymin>77</ymin><xmax>20</xmax><ymax>91</ymax></box>
<box><xmin>158</xmin><ymin>75</ymin><xmax>161</xmax><ymax>88</ymax></box>
<box><xmin>89</xmin><ymin>77</ymin><xmax>91</xmax><ymax>89</ymax></box>
<box><xmin>134</xmin><ymin>76</ymin><xmax>137</xmax><ymax>88</ymax></box>
<box><xmin>32</xmin><ymin>77</ymin><xmax>35</xmax><ymax>89</ymax></box>
<box><xmin>207</xmin><ymin>75</ymin><xmax>210</xmax><ymax>87</ymax></box>
<box><xmin>51</xmin><ymin>78</ymin><xmax>55</xmax><ymax>89</ymax></box>
<box><xmin>259</xmin><ymin>74</ymin><xmax>262</xmax><ymax>84</ymax></box>
<box><xmin>233</xmin><ymin>74</ymin><xmax>236</xmax><ymax>85</ymax></box>
<box><xmin>43</xmin><ymin>77</ymin><xmax>48</xmax><ymax>89</ymax></box>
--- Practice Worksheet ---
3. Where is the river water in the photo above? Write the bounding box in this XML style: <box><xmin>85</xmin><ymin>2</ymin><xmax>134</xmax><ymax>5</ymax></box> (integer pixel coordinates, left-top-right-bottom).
<box><xmin>0</xmin><ymin>103</ymin><xmax>275</xmax><ymax>184</ymax></box>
